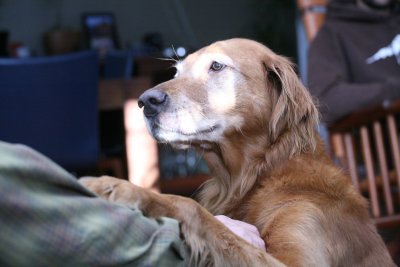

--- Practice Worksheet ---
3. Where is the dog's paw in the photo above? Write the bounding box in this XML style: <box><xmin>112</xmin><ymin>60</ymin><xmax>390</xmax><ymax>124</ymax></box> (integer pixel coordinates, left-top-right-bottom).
<box><xmin>80</xmin><ymin>176</ymin><xmax>149</xmax><ymax>210</ymax></box>
<box><xmin>79</xmin><ymin>176</ymin><xmax>123</xmax><ymax>198</ymax></box>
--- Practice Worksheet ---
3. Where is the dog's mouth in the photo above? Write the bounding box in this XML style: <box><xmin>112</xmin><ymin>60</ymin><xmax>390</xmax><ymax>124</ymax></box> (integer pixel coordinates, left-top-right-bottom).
<box><xmin>150</xmin><ymin>121</ymin><xmax>220</xmax><ymax>150</ymax></box>
<box><xmin>155</xmin><ymin>123</ymin><xmax>220</xmax><ymax>136</ymax></box>
<box><xmin>170</xmin><ymin>140</ymin><xmax>216</xmax><ymax>150</ymax></box>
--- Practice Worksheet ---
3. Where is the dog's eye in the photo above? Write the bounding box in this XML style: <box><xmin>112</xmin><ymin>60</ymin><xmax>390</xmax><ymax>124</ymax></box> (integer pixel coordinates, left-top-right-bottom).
<box><xmin>210</xmin><ymin>61</ymin><xmax>226</xmax><ymax>72</ymax></box>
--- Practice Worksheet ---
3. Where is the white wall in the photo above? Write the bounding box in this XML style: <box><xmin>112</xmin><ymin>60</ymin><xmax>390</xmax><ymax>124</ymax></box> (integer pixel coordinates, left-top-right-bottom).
<box><xmin>0</xmin><ymin>0</ymin><xmax>258</xmax><ymax>55</ymax></box>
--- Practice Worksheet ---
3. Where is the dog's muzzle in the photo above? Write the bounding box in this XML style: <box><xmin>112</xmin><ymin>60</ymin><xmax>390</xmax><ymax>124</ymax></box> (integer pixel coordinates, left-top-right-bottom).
<box><xmin>138</xmin><ymin>88</ymin><xmax>168</xmax><ymax>117</ymax></box>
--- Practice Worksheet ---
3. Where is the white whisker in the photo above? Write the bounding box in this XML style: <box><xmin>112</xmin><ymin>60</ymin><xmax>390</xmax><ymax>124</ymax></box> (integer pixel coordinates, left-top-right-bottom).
<box><xmin>171</xmin><ymin>45</ymin><xmax>181</xmax><ymax>61</ymax></box>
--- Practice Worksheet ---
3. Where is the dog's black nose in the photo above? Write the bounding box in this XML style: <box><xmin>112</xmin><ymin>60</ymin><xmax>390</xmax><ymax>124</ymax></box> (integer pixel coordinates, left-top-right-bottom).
<box><xmin>138</xmin><ymin>89</ymin><xmax>168</xmax><ymax>117</ymax></box>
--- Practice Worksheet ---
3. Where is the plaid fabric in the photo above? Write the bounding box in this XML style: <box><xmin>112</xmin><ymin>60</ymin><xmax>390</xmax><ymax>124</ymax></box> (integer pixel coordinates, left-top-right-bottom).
<box><xmin>0</xmin><ymin>141</ymin><xmax>187</xmax><ymax>267</ymax></box>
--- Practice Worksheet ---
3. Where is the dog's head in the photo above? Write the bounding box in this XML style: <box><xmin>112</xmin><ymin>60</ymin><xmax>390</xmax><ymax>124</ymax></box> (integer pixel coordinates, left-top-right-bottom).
<box><xmin>138</xmin><ymin>38</ymin><xmax>319</xmax><ymax>153</ymax></box>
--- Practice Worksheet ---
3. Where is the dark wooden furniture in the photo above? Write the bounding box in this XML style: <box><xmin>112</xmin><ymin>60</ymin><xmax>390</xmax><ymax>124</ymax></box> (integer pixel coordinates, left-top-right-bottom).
<box><xmin>159</xmin><ymin>175</ymin><xmax>210</xmax><ymax>197</ymax></box>
<box><xmin>329</xmin><ymin>100</ymin><xmax>400</xmax><ymax>228</ymax></box>
<box><xmin>296</xmin><ymin>0</ymin><xmax>327</xmax><ymax>41</ymax></box>
<box><xmin>98</xmin><ymin>77</ymin><xmax>152</xmax><ymax>110</ymax></box>
<box><xmin>328</xmin><ymin>100</ymin><xmax>400</xmax><ymax>262</ymax></box>
<box><xmin>99</xmin><ymin>77</ymin><xmax>152</xmax><ymax>182</ymax></box>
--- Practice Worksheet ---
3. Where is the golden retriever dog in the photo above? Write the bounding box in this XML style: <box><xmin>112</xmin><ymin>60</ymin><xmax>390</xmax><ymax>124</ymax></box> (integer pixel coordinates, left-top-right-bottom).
<box><xmin>81</xmin><ymin>38</ymin><xmax>395</xmax><ymax>266</ymax></box>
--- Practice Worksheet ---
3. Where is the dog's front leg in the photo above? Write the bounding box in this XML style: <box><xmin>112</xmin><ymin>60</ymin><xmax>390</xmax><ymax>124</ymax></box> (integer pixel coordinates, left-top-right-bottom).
<box><xmin>80</xmin><ymin>176</ymin><xmax>286</xmax><ymax>267</ymax></box>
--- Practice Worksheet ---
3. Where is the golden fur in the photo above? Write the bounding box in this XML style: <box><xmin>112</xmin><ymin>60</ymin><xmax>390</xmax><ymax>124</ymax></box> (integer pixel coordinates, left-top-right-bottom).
<box><xmin>81</xmin><ymin>39</ymin><xmax>395</xmax><ymax>266</ymax></box>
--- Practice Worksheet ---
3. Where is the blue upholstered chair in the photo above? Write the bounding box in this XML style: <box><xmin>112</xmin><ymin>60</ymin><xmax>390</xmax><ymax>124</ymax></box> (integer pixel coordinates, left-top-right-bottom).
<box><xmin>103</xmin><ymin>49</ymin><xmax>133</xmax><ymax>80</ymax></box>
<box><xmin>0</xmin><ymin>51</ymin><xmax>100</xmax><ymax>173</ymax></box>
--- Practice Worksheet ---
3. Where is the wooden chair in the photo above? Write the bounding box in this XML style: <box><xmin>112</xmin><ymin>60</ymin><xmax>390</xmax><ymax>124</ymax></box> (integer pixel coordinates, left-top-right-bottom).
<box><xmin>328</xmin><ymin>102</ymin><xmax>400</xmax><ymax>262</ymax></box>
<box><xmin>329</xmin><ymin>101</ymin><xmax>400</xmax><ymax>228</ymax></box>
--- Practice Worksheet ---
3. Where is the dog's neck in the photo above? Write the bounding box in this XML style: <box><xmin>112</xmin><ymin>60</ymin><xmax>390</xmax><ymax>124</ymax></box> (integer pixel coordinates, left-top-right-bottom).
<box><xmin>197</xmin><ymin>125</ymin><xmax>319</xmax><ymax>215</ymax></box>
<box><xmin>198</xmin><ymin>130</ymin><xmax>293</xmax><ymax>214</ymax></box>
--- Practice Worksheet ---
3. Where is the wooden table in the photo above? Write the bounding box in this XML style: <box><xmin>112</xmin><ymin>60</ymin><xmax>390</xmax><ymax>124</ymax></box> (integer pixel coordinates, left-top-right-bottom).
<box><xmin>98</xmin><ymin>77</ymin><xmax>152</xmax><ymax>110</ymax></box>
<box><xmin>98</xmin><ymin>77</ymin><xmax>161</xmax><ymax>191</ymax></box>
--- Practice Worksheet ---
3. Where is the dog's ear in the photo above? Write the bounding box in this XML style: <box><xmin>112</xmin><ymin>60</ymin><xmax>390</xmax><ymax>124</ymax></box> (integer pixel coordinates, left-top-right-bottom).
<box><xmin>264</xmin><ymin>55</ymin><xmax>319</xmax><ymax>153</ymax></box>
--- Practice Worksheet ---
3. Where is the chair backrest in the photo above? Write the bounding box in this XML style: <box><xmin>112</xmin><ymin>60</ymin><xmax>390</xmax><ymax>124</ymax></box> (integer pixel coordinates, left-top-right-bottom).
<box><xmin>329</xmin><ymin>100</ymin><xmax>400</xmax><ymax>227</ymax></box>
<box><xmin>103</xmin><ymin>49</ymin><xmax>133</xmax><ymax>80</ymax></box>
<box><xmin>0</xmin><ymin>51</ymin><xmax>99</xmax><ymax>171</ymax></box>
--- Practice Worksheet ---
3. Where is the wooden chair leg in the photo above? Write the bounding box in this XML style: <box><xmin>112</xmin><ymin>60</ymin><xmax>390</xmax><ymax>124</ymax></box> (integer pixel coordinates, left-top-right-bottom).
<box><xmin>97</xmin><ymin>157</ymin><xmax>125</xmax><ymax>179</ymax></box>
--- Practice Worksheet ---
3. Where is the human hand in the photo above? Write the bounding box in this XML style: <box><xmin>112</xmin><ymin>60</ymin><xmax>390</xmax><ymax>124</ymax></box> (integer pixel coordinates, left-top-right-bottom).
<box><xmin>215</xmin><ymin>215</ymin><xmax>266</xmax><ymax>250</ymax></box>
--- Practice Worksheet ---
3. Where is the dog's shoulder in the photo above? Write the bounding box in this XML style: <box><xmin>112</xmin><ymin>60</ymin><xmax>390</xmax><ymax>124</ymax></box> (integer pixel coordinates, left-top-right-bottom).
<box><xmin>248</xmin><ymin>155</ymin><xmax>370</xmax><ymax>223</ymax></box>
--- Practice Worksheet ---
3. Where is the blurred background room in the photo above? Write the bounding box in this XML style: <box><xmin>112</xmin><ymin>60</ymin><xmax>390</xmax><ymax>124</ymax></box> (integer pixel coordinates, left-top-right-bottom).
<box><xmin>1</xmin><ymin>0</ymin><xmax>400</xmax><ymax>263</ymax></box>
